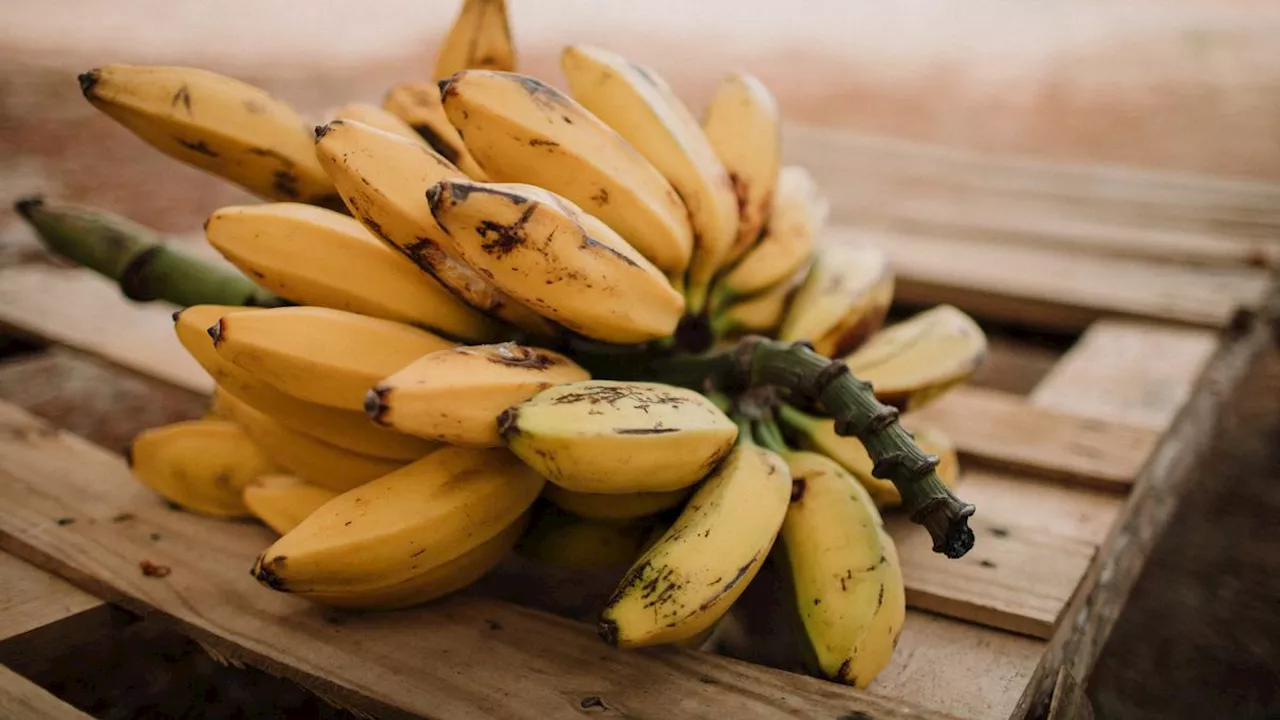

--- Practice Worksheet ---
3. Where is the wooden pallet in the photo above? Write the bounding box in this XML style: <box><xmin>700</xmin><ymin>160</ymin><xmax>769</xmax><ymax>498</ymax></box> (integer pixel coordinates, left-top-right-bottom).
<box><xmin>0</xmin><ymin>129</ymin><xmax>1276</xmax><ymax>720</ymax></box>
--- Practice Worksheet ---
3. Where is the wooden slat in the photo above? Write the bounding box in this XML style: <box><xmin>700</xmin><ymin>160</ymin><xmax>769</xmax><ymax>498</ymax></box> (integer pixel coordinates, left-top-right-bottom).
<box><xmin>0</xmin><ymin>665</ymin><xmax>93</xmax><ymax>720</ymax></box>
<box><xmin>956</xmin><ymin>471</ymin><xmax>1125</xmax><ymax>547</ymax></box>
<box><xmin>1047</xmin><ymin>667</ymin><xmax>1094</xmax><ymax>720</ymax></box>
<box><xmin>0</xmin><ymin>400</ymin><xmax>951</xmax><ymax>720</ymax></box>
<box><xmin>1031</xmin><ymin>319</ymin><xmax>1221</xmax><ymax>431</ymax></box>
<box><xmin>0</xmin><ymin>553</ymin><xmax>103</xmax><ymax>644</ymax></box>
<box><xmin>908</xmin><ymin>386</ymin><xmax>1159</xmax><ymax>490</ymax></box>
<box><xmin>967</xmin><ymin>335</ymin><xmax>1062</xmax><ymax>396</ymax></box>
<box><xmin>1013</xmin><ymin>302</ymin><xmax>1274</xmax><ymax>718</ymax></box>
<box><xmin>0</xmin><ymin>266</ymin><xmax>210</xmax><ymax>395</ymax></box>
<box><xmin>832</xmin><ymin>228</ymin><xmax>1273</xmax><ymax>331</ymax></box>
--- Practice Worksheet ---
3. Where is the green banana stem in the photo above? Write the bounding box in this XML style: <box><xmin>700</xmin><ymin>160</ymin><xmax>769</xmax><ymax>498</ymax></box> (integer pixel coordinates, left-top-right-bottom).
<box><xmin>751</xmin><ymin>417</ymin><xmax>791</xmax><ymax>456</ymax></box>
<box><xmin>652</xmin><ymin>336</ymin><xmax>975</xmax><ymax>559</ymax></box>
<box><xmin>14</xmin><ymin>196</ymin><xmax>286</xmax><ymax>308</ymax></box>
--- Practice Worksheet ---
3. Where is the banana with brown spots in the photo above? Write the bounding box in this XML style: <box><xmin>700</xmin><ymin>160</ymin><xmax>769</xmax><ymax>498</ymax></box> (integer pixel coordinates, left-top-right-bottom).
<box><xmin>433</xmin><ymin>0</ymin><xmax>516</xmax><ymax>80</ymax></box>
<box><xmin>382</xmin><ymin>83</ymin><xmax>489</xmax><ymax>179</ymax></box>
<box><xmin>500</xmin><ymin>380</ymin><xmax>738</xmax><ymax>494</ymax></box>
<box><xmin>78</xmin><ymin>65</ymin><xmax>341</xmax><ymax>208</ymax></box>
<box><xmin>777</xmin><ymin>240</ymin><xmax>894</xmax><ymax>358</ymax></box>
<box><xmin>367</xmin><ymin>343</ymin><xmax>589</xmax><ymax>447</ymax></box>
<box><xmin>440</xmin><ymin>70</ymin><xmax>694</xmax><ymax>275</ymax></box>
<box><xmin>599</xmin><ymin>441</ymin><xmax>791</xmax><ymax>648</ymax></box>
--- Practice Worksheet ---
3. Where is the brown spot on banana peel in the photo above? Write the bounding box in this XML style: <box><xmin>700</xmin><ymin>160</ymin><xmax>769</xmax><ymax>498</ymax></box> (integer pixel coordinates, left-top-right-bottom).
<box><xmin>206</xmin><ymin>318</ymin><xmax>226</xmax><ymax>346</ymax></box>
<box><xmin>272</xmin><ymin>170</ymin><xmax>301</xmax><ymax>200</ymax></box>
<box><xmin>790</xmin><ymin>475</ymin><xmax>807</xmax><ymax>502</ymax></box>
<box><xmin>486</xmin><ymin>343</ymin><xmax>555</xmax><ymax>369</ymax></box>
<box><xmin>692</xmin><ymin>549</ymin><xmax>762</xmax><ymax>614</ymax></box>
<box><xmin>252</xmin><ymin>555</ymin><xmax>289</xmax><ymax>591</ymax></box>
<box><xmin>176</xmin><ymin>139</ymin><xmax>219</xmax><ymax>158</ymax></box>
<box><xmin>528</xmin><ymin>138</ymin><xmax>559</xmax><ymax>148</ymax></box>
<box><xmin>613</xmin><ymin>426</ymin><xmax>679</xmax><ymax>435</ymax></box>
<box><xmin>410</xmin><ymin>124</ymin><xmax>462</xmax><ymax>164</ymax></box>
<box><xmin>581</xmin><ymin>237</ymin><xmax>639</xmax><ymax>268</ymax></box>
<box><xmin>171</xmin><ymin>84</ymin><xmax>193</xmax><ymax>114</ymax></box>
<box><xmin>365</xmin><ymin>385</ymin><xmax>392</xmax><ymax>424</ymax></box>
<box><xmin>314</xmin><ymin>123</ymin><xmax>335</xmax><ymax>140</ymax></box>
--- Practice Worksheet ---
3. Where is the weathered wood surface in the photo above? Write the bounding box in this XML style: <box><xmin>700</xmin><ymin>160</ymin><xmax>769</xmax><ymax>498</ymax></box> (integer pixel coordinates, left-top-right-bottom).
<box><xmin>0</xmin><ymin>552</ymin><xmax>103</xmax><ymax>645</ymax></box>
<box><xmin>0</xmin><ymin>399</ymin><xmax>966</xmax><ymax>720</ymax></box>
<box><xmin>1047</xmin><ymin>667</ymin><xmax>1094</xmax><ymax>720</ymax></box>
<box><xmin>1013</xmin><ymin>300</ymin><xmax>1274</xmax><ymax>719</ymax></box>
<box><xmin>909</xmin><ymin>386</ymin><xmax>1159</xmax><ymax>490</ymax></box>
<box><xmin>0</xmin><ymin>664</ymin><xmax>93</xmax><ymax>720</ymax></box>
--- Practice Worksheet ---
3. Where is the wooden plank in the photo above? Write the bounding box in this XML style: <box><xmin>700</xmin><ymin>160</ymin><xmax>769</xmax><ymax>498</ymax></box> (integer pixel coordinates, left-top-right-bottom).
<box><xmin>0</xmin><ymin>664</ymin><xmax>93</xmax><ymax>720</ymax></box>
<box><xmin>1047</xmin><ymin>667</ymin><xmax>1094</xmax><ymax>720</ymax></box>
<box><xmin>967</xmin><ymin>334</ymin><xmax>1062</xmax><ymax>396</ymax></box>
<box><xmin>1031</xmin><ymin>319</ymin><xmax>1221</xmax><ymax>431</ymax></box>
<box><xmin>0</xmin><ymin>266</ymin><xmax>210</xmax><ymax>395</ymax></box>
<box><xmin>1013</xmin><ymin>293</ymin><xmax>1277</xmax><ymax>718</ymax></box>
<box><xmin>0</xmin><ymin>401</ymin><xmax>951</xmax><ymax>720</ymax></box>
<box><xmin>956</xmin><ymin>471</ymin><xmax>1125</xmax><ymax>547</ymax></box>
<box><xmin>908</xmin><ymin>386</ymin><xmax>1159</xmax><ymax>490</ymax></box>
<box><xmin>831</xmin><ymin>228</ymin><xmax>1273</xmax><ymax>331</ymax></box>
<box><xmin>0</xmin><ymin>553</ymin><xmax>103</xmax><ymax>644</ymax></box>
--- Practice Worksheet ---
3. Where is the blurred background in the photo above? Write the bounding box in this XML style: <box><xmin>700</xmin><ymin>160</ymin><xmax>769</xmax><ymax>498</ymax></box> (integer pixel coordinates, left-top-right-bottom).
<box><xmin>2</xmin><ymin>1</ymin><xmax>1278</xmax><ymax>718</ymax></box>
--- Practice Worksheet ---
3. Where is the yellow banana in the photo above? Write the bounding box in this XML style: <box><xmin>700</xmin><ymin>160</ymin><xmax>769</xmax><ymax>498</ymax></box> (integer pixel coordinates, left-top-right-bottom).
<box><xmin>543</xmin><ymin>484</ymin><xmax>690</xmax><ymax>522</ymax></box>
<box><xmin>175</xmin><ymin>306</ymin><xmax>439</xmax><ymax>461</ymax></box>
<box><xmin>210</xmin><ymin>306</ymin><xmax>453</xmax><ymax>411</ymax></box>
<box><xmin>777</xmin><ymin>241</ymin><xmax>894</xmax><ymax>358</ymax></box>
<box><xmin>560</xmin><ymin>46</ymin><xmax>737</xmax><ymax>298</ymax></box>
<box><xmin>252</xmin><ymin>445</ymin><xmax>544</xmax><ymax>608</ymax></box>
<box><xmin>382</xmin><ymin>83</ymin><xmax>488</xmax><ymax>179</ymax></box>
<box><xmin>779</xmin><ymin>405</ymin><xmax>958</xmax><ymax>508</ymax></box>
<box><xmin>775</xmin><ymin>450</ymin><xmax>905</xmax><ymax>688</ymax></box>
<box><xmin>214</xmin><ymin>389</ymin><xmax>408</xmax><ymax>492</ymax></box>
<box><xmin>242</xmin><ymin>474</ymin><xmax>339</xmax><ymax>535</ymax></box>
<box><xmin>314</xmin><ymin>118</ymin><xmax>556</xmax><ymax>335</ymax></box>
<box><xmin>500</xmin><ymin>380</ymin><xmax>737</xmax><ymax>493</ymax></box>
<box><xmin>368</xmin><ymin>342</ymin><xmax>589</xmax><ymax>447</ymax></box>
<box><xmin>517</xmin><ymin>509</ymin><xmax>650</xmax><ymax>570</ymax></box>
<box><xmin>329</xmin><ymin>102</ymin><xmax>425</xmax><ymax>144</ymax></box>
<box><xmin>713</xmin><ymin>261</ymin><xmax>811</xmax><ymax>338</ymax></box>
<box><xmin>843</xmin><ymin>305</ymin><xmax>988</xmax><ymax>412</ymax></box>
<box><xmin>427</xmin><ymin>179</ymin><xmax>684</xmax><ymax>343</ymax></box>
<box><xmin>204</xmin><ymin>203</ymin><xmax>499</xmax><ymax>342</ymax></box>
<box><xmin>715</xmin><ymin>166</ymin><xmax>827</xmax><ymax>304</ymax></box>
<box><xmin>128</xmin><ymin>419</ymin><xmax>277</xmax><ymax>517</ymax></box>
<box><xmin>701</xmin><ymin>73</ymin><xmax>781</xmax><ymax>271</ymax></box>
<box><xmin>434</xmin><ymin>0</ymin><xmax>515</xmax><ymax>80</ymax></box>
<box><xmin>440</xmin><ymin>70</ymin><xmax>693</xmax><ymax>274</ymax></box>
<box><xmin>599</xmin><ymin>442</ymin><xmax>791</xmax><ymax>648</ymax></box>
<box><xmin>78</xmin><ymin>65</ymin><xmax>339</xmax><ymax>208</ymax></box>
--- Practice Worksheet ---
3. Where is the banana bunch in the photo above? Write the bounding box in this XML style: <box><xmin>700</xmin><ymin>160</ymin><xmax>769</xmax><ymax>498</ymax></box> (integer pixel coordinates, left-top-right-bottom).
<box><xmin>72</xmin><ymin>0</ymin><xmax>991</xmax><ymax>690</ymax></box>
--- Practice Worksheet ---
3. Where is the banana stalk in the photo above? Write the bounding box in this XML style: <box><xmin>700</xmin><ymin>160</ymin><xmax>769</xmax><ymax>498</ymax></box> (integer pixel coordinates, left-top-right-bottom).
<box><xmin>651</xmin><ymin>336</ymin><xmax>975</xmax><ymax>558</ymax></box>
<box><xmin>15</xmin><ymin>196</ymin><xmax>284</xmax><ymax>308</ymax></box>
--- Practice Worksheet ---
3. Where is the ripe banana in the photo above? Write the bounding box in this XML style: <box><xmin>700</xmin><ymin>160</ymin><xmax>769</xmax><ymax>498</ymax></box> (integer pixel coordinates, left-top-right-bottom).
<box><xmin>713</xmin><ymin>261</ymin><xmax>811</xmax><ymax>338</ymax></box>
<box><xmin>427</xmin><ymin>180</ymin><xmax>684</xmax><ymax>343</ymax></box>
<box><xmin>517</xmin><ymin>509</ymin><xmax>650</xmax><ymax>570</ymax></box>
<box><xmin>205</xmin><ymin>203</ymin><xmax>499</xmax><ymax>342</ymax></box>
<box><xmin>175</xmin><ymin>305</ymin><xmax>439</xmax><ymax>461</ymax></box>
<box><xmin>559</xmin><ymin>46</ymin><xmax>738</xmax><ymax>298</ymax></box>
<box><xmin>242</xmin><ymin>474</ymin><xmax>338</xmax><ymax>535</ymax></box>
<box><xmin>382</xmin><ymin>83</ymin><xmax>488</xmax><ymax>179</ymax></box>
<box><xmin>775</xmin><ymin>450</ymin><xmax>905</xmax><ymax>688</ymax></box>
<box><xmin>777</xmin><ymin>240</ymin><xmax>894</xmax><ymax>358</ymax></box>
<box><xmin>434</xmin><ymin>0</ymin><xmax>515</xmax><ymax>80</ymax></box>
<box><xmin>329</xmin><ymin>102</ymin><xmax>426</xmax><ymax>144</ymax></box>
<box><xmin>128</xmin><ymin>419</ymin><xmax>277</xmax><ymax>517</ymax></box>
<box><xmin>252</xmin><ymin>445</ymin><xmax>544</xmax><ymax>609</ymax></box>
<box><xmin>843</xmin><ymin>305</ymin><xmax>988</xmax><ymax>412</ymax></box>
<box><xmin>314</xmin><ymin>118</ymin><xmax>555</xmax><ymax>335</ymax></box>
<box><xmin>210</xmin><ymin>306</ymin><xmax>454</xmax><ymax>411</ymax></box>
<box><xmin>440</xmin><ymin>70</ymin><xmax>694</xmax><ymax>274</ymax></box>
<box><xmin>543</xmin><ymin>484</ymin><xmax>690</xmax><ymax>522</ymax></box>
<box><xmin>500</xmin><ymin>380</ymin><xmax>737</xmax><ymax>493</ymax></box>
<box><xmin>213</xmin><ymin>389</ymin><xmax>408</xmax><ymax>492</ymax></box>
<box><xmin>715</xmin><ymin>166</ymin><xmax>827</xmax><ymax>304</ymax></box>
<box><xmin>701</xmin><ymin>73</ymin><xmax>781</xmax><ymax>270</ymax></box>
<box><xmin>78</xmin><ymin>65</ymin><xmax>339</xmax><ymax>208</ymax></box>
<box><xmin>599</xmin><ymin>442</ymin><xmax>791</xmax><ymax>647</ymax></box>
<box><xmin>368</xmin><ymin>342</ymin><xmax>589</xmax><ymax>447</ymax></box>
<box><xmin>779</xmin><ymin>405</ymin><xmax>959</xmax><ymax>508</ymax></box>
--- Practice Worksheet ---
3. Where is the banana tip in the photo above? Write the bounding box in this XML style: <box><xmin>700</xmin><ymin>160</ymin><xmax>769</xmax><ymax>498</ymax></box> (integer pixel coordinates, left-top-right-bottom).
<box><xmin>364</xmin><ymin>386</ymin><xmax>391</xmax><ymax>423</ymax></box>
<box><xmin>12</xmin><ymin>195</ymin><xmax>44</xmax><ymax>220</ymax></box>
<box><xmin>314</xmin><ymin>122</ymin><xmax>337</xmax><ymax>141</ymax></box>
<box><xmin>495</xmin><ymin>407</ymin><xmax>520</xmax><ymax>438</ymax></box>
<box><xmin>252</xmin><ymin>554</ymin><xmax>289</xmax><ymax>590</ymax></box>
<box><xmin>597</xmin><ymin>618</ymin><xmax>620</xmax><ymax>648</ymax></box>
<box><xmin>77</xmin><ymin>70</ymin><xmax>100</xmax><ymax>98</ymax></box>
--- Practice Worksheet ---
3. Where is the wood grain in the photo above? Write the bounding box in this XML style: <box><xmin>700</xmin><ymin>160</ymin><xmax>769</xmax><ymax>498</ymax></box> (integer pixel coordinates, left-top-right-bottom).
<box><xmin>831</xmin><ymin>228</ymin><xmax>1273</xmax><ymax>331</ymax></box>
<box><xmin>0</xmin><ymin>665</ymin><xmax>93</xmax><ymax>720</ymax></box>
<box><xmin>1031</xmin><ymin>319</ymin><xmax>1221</xmax><ymax>431</ymax></box>
<box><xmin>908</xmin><ymin>386</ymin><xmax>1159</xmax><ymax>490</ymax></box>
<box><xmin>1013</xmin><ymin>298</ymin><xmax>1276</xmax><ymax>718</ymax></box>
<box><xmin>1047</xmin><ymin>667</ymin><xmax>1094</xmax><ymax>720</ymax></box>
<box><xmin>0</xmin><ymin>266</ymin><xmax>210</xmax><ymax>395</ymax></box>
<box><xmin>0</xmin><ymin>552</ymin><xmax>103</xmax><ymax>643</ymax></box>
<box><xmin>0</xmin><ymin>400</ymin><xmax>954</xmax><ymax>720</ymax></box>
